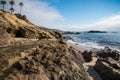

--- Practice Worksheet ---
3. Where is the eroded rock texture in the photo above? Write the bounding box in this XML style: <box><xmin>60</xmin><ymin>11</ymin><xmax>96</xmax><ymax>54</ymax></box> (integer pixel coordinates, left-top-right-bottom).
<box><xmin>94</xmin><ymin>47</ymin><xmax>120</xmax><ymax>80</ymax></box>
<box><xmin>0</xmin><ymin>40</ymin><xmax>88</xmax><ymax>80</ymax></box>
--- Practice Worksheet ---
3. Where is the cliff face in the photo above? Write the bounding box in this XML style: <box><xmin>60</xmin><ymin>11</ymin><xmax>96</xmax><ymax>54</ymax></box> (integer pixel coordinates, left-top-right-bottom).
<box><xmin>0</xmin><ymin>11</ymin><xmax>89</xmax><ymax>80</ymax></box>
<box><xmin>0</xmin><ymin>11</ymin><xmax>62</xmax><ymax>39</ymax></box>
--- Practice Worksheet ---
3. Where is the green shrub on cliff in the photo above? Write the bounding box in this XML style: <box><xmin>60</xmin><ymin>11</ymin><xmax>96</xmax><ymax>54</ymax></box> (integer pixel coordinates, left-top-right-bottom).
<box><xmin>15</xmin><ymin>13</ymin><xmax>27</xmax><ymax>21</ymax></box>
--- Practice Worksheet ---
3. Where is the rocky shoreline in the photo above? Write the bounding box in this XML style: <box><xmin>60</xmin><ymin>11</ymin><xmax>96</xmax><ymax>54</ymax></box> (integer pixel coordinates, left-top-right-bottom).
<box><xmin>67</xmin><ymin>41</ymin><xmax>120</xmax><ymax>80</ymax></box>
<box><xmin>94</xmin><ymin>47</ymin><xmax>120</xmax><ymax>80</ymax></box>
<box><xmin>63</xmin><ymin>31</ymin><xmax>80</xmax><ymax>34</ymax></box>
<box><xmin>0</xmin><ymin>10</ymin><xmax>120</xmax><ymax>80</ymax></box>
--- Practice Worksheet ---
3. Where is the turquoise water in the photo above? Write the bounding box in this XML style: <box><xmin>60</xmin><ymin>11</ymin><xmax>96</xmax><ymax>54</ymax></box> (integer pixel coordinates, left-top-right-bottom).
<box><xmin>65</xmin><ymin>32</ymin><xmax>120</xmax><ymax>50</ymax></box>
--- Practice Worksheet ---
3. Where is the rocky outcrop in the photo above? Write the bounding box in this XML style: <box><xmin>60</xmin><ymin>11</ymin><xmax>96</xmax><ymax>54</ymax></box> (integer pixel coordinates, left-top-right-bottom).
<box><xmin>94</xmin><ymin>47</ymin><xmax>120</xmax><ymax>80</ymax></box>
<box><xmin>82</xmin><ymin>51</ymin><xmax>94</xmax><ymax>62</ymax></box>
<box><xmin>0</xmin><ymin>39</ymin><xmax>89</xmax><ymax>80</ymax></box>
<box><xmin>63</xmin><ymin>31</ymin><xmax>80</xmax><ymax>34</ymax></box>
<box><xmin>96</xmin><ymin>47</ymin><xmax>120</xmax><ymax>61</ymax></box>
<box><xmin>94</xmin><ymin>58</ymin><xmax>120</xmax><ymax>80</ymax></box>
<box><xmin>63</xmin><ymin>36</ymin><xmax>74</xmax><ymax>41</ymax></box>
<box><xmin>0</xmin><ymin>11</ymin><xmax>62</xmax><ymax>39</ymax></box>
<box><xmin>49</xmin><ymin>31</ymin><xmax>63</xmax><ymax>39</ymax></box>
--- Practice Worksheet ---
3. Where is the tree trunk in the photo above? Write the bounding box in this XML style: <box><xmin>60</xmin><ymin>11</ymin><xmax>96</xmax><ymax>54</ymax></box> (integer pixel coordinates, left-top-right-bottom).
<box><xmin>3</xmin><ymin>5</ymin><xmax>4</xmax><ymax>10</ymax></box>
<box><xmin>20</xmin><ymin>6</ymin><xmax>22</xmax><ymax>14</ymax></box>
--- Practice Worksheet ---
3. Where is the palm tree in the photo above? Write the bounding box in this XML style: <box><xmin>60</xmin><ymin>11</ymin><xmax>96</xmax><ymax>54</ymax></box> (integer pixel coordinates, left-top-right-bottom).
<box><xmin>9</xmin><ymin>0</ymin><xmax>15</xmax><ymax>8</ymax></box>
<box><xmin>9</xmin><ymin>8</ymin><xmax>14</xmax><ymax>13</ymax></box>
<box><xmin>0</xmin><ymin>0</ymin><xmax>6</xmax><ymax>10</ymax></box>
<box><xmin>19</xmin><ymin>2</ymin><xmax>23</xmax><ymax>14</ymax></box>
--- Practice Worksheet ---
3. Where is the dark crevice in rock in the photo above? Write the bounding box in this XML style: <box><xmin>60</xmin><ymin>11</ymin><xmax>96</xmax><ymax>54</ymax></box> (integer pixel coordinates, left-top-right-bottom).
<box><xmin>15</xmin><ymin>28</ymin><xmax>25</xmax><ymax>38</ymax></box>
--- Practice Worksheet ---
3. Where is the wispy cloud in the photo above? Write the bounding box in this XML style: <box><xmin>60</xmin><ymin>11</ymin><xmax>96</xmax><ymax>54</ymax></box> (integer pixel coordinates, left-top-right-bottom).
<box><xmin>20</xmin><ymin>0</ymin><xmax>63</xmax><ymax>27</ymax></box>
<box><xmin>0</xmin><ymin>0</ymin><xmax>120</xmax><ymax>31</ymax></box>
<box><xmin>59</xmin><ymin>13</ymin><xmax>120</xmax><ymax>31</ymax></box>
<box><xmin>0</xmin><ymin>0</ymin><xmax>63</xmax><ymax>28</ymax></box>
<box><xmin>90</xmin><ymin>13</ymin><xmax>120</xmax><ymax>31</ymax></box>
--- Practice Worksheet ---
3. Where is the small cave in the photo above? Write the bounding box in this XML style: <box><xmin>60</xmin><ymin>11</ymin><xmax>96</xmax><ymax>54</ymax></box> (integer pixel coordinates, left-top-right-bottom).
<box><xmin>15</xmin><ymin>28</ymin><xmax>25</xmax><ymax>38</ymax></box>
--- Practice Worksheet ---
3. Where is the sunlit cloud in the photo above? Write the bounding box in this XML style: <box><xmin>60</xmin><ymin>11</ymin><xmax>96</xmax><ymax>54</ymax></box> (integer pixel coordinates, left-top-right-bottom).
<box><xmin>0</xmin><ymin>0</ymin><xmax>63</xmax><ymax>28</ymax></box>
<box><xmin>58</xmin><ymin>13</ymin><xmax>120</xmax><ymax>31</ymax></box>
<box><xmin>0</xmin><ymin>0</ymin><xmax>120</xmax><ymax>31</ymax></box>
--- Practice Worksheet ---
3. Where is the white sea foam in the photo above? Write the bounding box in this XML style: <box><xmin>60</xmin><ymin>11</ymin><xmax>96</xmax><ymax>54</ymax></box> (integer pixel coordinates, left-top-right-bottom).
<box><xmin>67</xmin><ymin>40</ymin><xmax>120</xmax><ymax>53</ymax></box>
<box><xmin>68</xmin><ymin>40</ymin><xmax>104</xmax><ymax>49</ymax></box>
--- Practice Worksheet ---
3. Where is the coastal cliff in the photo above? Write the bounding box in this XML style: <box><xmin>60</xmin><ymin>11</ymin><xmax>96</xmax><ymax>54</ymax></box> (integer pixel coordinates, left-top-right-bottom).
<box><xmin>0</xmin><ymin>11</ymin><xmax>62</xmax><ymax>39</ymax></box>
<box><xmin>0</xmin><ymin>11</ymin><xmax>89</xmax><ymax>80</ymax></box>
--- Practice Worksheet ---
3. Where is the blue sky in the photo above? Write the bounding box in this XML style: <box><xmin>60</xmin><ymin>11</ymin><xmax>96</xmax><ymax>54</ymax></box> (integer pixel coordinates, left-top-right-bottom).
<box><xmin>49</xmin><ymin>0</ymin><xmax>120</xmax><ymax>24</ymax></box>
<box><xmin>1</xmin><ymin>0</ymin><xmax>120</xmax><ymax>31</ymax></box>
<box><xmin>39</xmin><ymin>0</ymin><xmax>120</xmax><ymax>31</ymax></box>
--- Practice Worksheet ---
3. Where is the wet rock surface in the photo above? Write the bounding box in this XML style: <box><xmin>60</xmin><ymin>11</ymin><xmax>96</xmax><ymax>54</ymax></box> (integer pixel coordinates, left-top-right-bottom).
<box><xmin>82</xmin><ymin>51</ymin><xmax>94</xmax><ymax>62</ymax></box>
<box><xmin>94</xmin><ymin>47</ymin><xmax>120</xmax><ymax>80</ymax></box>
<box><xmin>96</xmin><ymin>47</ymin><xmax>120</xmax><ymax>61</ymax></box>
<box><xmin>94</xmin><ymin>59</ymin><xmax>120</xmax><ymax>80</ymax></box>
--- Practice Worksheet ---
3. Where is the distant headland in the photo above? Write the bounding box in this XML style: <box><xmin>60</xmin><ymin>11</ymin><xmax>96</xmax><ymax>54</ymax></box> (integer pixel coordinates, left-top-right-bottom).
<box><xmin>88</xmin><ymin>30</ymin><xmax>107</xmax><ymax>33</ymax></box>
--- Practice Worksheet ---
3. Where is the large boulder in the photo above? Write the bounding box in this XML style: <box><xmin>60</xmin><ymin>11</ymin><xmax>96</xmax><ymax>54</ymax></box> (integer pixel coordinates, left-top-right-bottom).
<box><xmin>82</xmin><ymin>51</ymin><xmax>94</xmax><ymax>62</ymax></box>
<box><xmin>94</xmin><ymin>58</ymin><xmax>120</xmax><ymax>80</ymax></box>
<box><xmin>94</xmin><ymin>47</ymin><xmax>120</xmax><ymax>80</ymax></box>
<box><xmin>96</xmin><ymin>47</ymin><xmax>120</xmax><ymax>61</ymax></box>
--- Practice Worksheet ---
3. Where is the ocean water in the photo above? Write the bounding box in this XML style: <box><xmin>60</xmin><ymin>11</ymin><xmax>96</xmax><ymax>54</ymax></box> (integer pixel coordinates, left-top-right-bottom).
<box><xmin>64</xmin><ymin>32</ymin><xmax>120</xmax><ymax>51</ymax></box>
